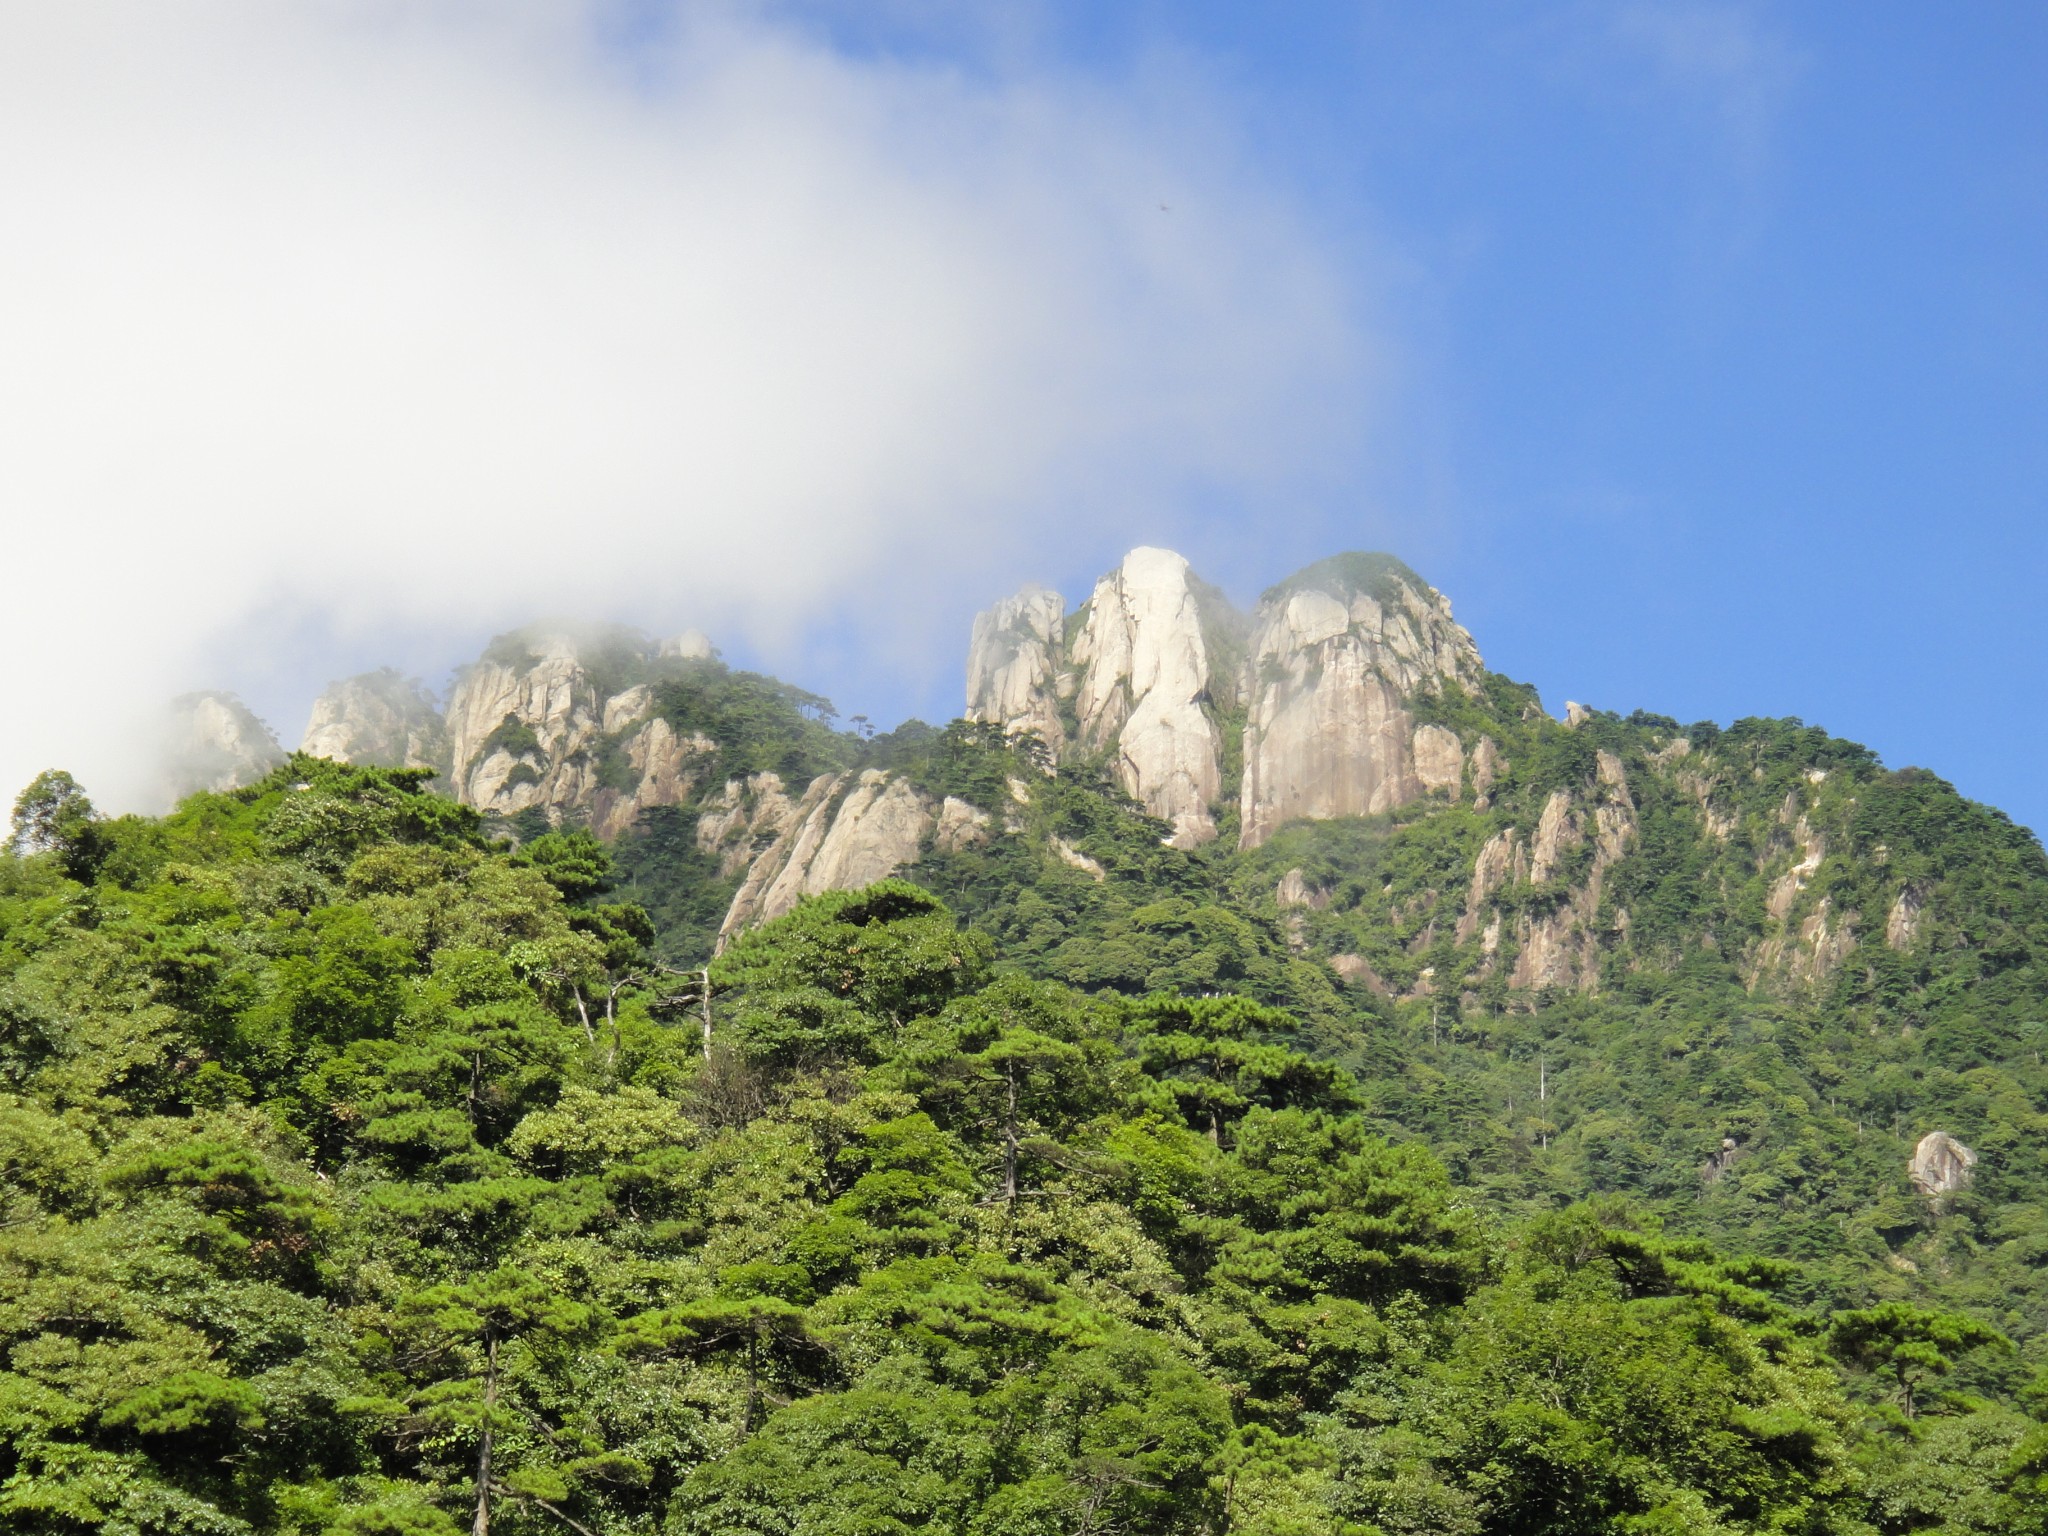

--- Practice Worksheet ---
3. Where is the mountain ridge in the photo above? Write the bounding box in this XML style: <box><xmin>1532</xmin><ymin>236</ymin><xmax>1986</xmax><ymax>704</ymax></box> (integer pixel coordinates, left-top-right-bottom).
<box><xmin>12</xmin><ymin>547</ymin><xmax>2048</xmax><ymax>1531</ymax></box>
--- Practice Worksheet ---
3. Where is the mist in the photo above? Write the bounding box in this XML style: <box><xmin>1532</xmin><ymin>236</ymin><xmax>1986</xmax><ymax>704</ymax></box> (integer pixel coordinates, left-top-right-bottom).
<box><xmin>0</xmin><ymin>3</ymin><xmax>1372</xmax><ymax>813</ymax></box>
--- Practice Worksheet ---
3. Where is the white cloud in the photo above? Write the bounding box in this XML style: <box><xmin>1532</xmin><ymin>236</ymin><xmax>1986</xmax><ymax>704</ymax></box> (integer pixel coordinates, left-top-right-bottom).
<box><xmin>0</xmin><ymin>2</ymin><xmax>1365</xmax><ymax>811</ymax></box>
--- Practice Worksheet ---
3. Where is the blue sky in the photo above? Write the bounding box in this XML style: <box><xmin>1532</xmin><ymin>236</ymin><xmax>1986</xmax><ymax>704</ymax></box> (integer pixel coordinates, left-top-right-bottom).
<box><xmin>767</xmin><ymin>2</ymin><xmax>2048</xmax><ymax>828</ymax></box>
<box><xmin>2</xmin><ymin>4</ymin><xmax>2042</xmax><ymax>824</ymax></box>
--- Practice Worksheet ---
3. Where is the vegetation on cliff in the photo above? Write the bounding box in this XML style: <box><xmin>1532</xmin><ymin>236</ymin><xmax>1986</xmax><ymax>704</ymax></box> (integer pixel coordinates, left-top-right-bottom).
<box><xmin>4</xmin><ymin>759</ymin><xmax>2047</xmax><ymax>1533</ymax></box>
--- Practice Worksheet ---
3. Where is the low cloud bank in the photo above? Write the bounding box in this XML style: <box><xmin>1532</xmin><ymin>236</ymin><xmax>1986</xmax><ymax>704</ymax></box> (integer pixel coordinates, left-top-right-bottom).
<box><xmin>0</xmin><ymin>4</ymin><xmax>1368</xmax><ymax>810</ymax></box>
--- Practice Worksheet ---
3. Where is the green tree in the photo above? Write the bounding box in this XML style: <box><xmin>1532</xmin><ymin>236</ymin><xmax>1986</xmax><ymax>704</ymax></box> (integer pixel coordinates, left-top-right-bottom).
<box><xmin>389</xmin><ymin>1266</ymin><xmax>594</xmax><ymax>1536</ymax></box>
<box><xmin>8</xmin><ymin>768</ymin><xmax>104</xmax><ymax>877</ymax></box>
<box><xmin>1826</xmin><ymin>1301</ymin><xmax>2010</xmax><ymax>1419</ymax></box>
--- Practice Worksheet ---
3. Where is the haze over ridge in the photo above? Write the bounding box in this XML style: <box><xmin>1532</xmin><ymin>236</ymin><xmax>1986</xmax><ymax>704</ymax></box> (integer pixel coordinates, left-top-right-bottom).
<box><xmin>0</xmin><ymin>3</ymin><xmax>1368</xmax><ymax>813</ymax></box>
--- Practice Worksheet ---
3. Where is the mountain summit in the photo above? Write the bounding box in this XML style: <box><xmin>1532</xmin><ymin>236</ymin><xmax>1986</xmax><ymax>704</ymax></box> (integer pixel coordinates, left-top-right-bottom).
<box><xmin>966</xmin><ymin>548</ymin><xmax>1482</xmax><ymax>849</ymax></box>
<box><xmin>15</xmin><ymin>545</ymin><xmax>2048</xmax><ymax>1531</ymax></box>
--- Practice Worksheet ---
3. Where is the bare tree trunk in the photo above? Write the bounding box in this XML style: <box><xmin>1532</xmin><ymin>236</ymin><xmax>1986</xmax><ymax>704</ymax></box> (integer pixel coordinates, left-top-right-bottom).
<box><xmin>473</xmin><ymin>1331</ymin><xmax>498</xmax><ymax>1536</ymax></box>
<box><xmin>700</xmin><ymin>968</ymin><xmax>713</xmax><ymax>1060</ymax></box>
<box><xmin>571</xmin><ymin>987</ymin><xmax>594</xmax><ymax>1044</ymax></box>
<box><xmin>1003</xmin><ymin>1061</ymin><xmax>1019</xmax><ymax>1207</ymax></box>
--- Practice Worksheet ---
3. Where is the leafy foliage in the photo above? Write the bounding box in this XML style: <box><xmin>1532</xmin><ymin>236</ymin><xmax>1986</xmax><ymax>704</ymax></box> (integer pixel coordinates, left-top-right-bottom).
<box><xmin>8</xmin><ymin>689</ymin><xmax>2048</xmax><ymax>1532</ymax></box>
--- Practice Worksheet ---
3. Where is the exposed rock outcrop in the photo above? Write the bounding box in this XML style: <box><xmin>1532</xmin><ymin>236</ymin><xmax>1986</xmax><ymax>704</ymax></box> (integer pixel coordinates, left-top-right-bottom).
<box><xmin>1766</xmin><ymin>815</ymin><xmax>1826</xmax><ymax>922</ymax></box>
<box><xmin>718</xmin><ymin>771</ymin><xmax>936</xmax><ymax>942</ymax></box>
<box><xmin>1275</xmin><ymin>869</ymin><xmax>1329</xmax><ymax>910</ymax></box>
<box><xmin>1413</xmin><ymin>724</ymin><xmax>1464</xmax><ymax>797</ymax></box>
<box><xmin>696</xmin><ymin>773</ymin><xmax>800</xmax><ymax>877</ymax></box>
<box><xmin>1510</xmin><ymin>750</ymin><xmax>1638</xmax><ymax>991</ymax></box>
<box><xmin>1457</xmin><ymin>829</ymin><xmax>1519</xmax><ymax>944</ymax></box>
<box><xmin>443</xmin><ymin>631</ymin><xmax>604</xmax><ymax>820</ymax></box>
<box><xmin>965</xmin><ymin>585</ymin><xmax>1066</xmax><ymax>754</ymax></box>
<box><xmin>1909</xmin><ymin>1131</ymin><xmax>1977</xmax><ymax>1207</ymax></box>
<box><xmin>1470</xmin><ymin>736</ymin><xmax>1502</xmax><ymax>806</ymax></box>
<box><xmin>1071</xmin><ymin>548</ymin><xmax>1226</xmax><ymax>848</ymax></box>
<box><xmin>1329</xmin><ymin>953</ymin><xmax>1390</xmax><ymax>994</ymax></box>
<box><xmin>934</xmin><ymin>796</ymin><xmax>991</xmax><ymax>853</ymax></box>
<box><xmin>162</xmin><ymin>692</ymin><xmax>286</xmax><ymax>803</ymax></box>
<box><xmin>1701</xmin><ymin>1137</ymin><xmax>1746</xmax><ymax>1185</ymax></box>
<box><xmin>436</xmin><ymin>626</ymin><xmax>722</xmax><ymax>834</ymax></box>
<box><xmin>1049</xmin><ymin>836</ymin><xmax>1107</xmax><ymax>881</ymax></box>
<box><xmin>1748</xmin><ymin>802</ymin><xmax>1857</xmax><ymax>990</ymax></box>
<box><xmin>964</xmin><ymin>548</ymin><xmax>1485</xmax><ymax>853</ymax></box>
<box><xmin>963</xmin><ymin>550</ymin><xmax>1235</xmax><ymax>846</ymax></box>
<box><xmin>300</xmin><ymin>670</ymin><xmax>447</xmax><ymax>774</ymax></box>
<box><xmin>590</xmin><ymin>720</ymin><xmax>715</xmax><ymax>840</ymax></box>
<box><xmin>1237</xmin><ymin>555</ymin><xmax>1483</xmax><ymax>850</ymax></box>
<box><xmin>1886</xmin><ymin>882</ymin><xmax>1928</xmax><ymax>950</ymax></box>
<box><xmin>660</xmin><ymin>629</ymin><xmax>714</xmax><ymax>660</ymax></box>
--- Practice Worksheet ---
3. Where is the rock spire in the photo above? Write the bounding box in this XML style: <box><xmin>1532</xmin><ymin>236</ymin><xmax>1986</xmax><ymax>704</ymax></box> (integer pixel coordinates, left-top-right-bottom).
<box><xmin>963</xmin><ymin>547</ymin><xmax>1482</xmax><ymax>852</ymax></box>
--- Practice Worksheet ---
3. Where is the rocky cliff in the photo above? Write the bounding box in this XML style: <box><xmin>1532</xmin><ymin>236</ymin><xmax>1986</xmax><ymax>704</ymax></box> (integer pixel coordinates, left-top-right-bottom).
<box><xmin>162</xmin><ymin>691</ymin><xmax>286</xmax><ymax>803</ymax></box>
<box><xmin>301</xmin><ymin>669</ymin><xmax>448</xmax><ymax>775</ymax></box>
<box><xmin>1070</xmin><ymin>548</ymin><xmax>1230</xmax><ymax>848</ymax></box>
<box><xmin>1236</xmin><ymin>554</ymin><xmax>1485</xmax><ymax>849</ymax></box>
<box><xmin>717</xmin><ymin>770</ymin><xmax>940</xmax><ymax>942</ymax></box>
<box><xmin>155</xmin><ymin>547</ymin><xmax>1959</xmax><ymax>1006</ymax></box>
<box><xmin>965</xmin><ymin>547</ymin><xmax>1483</xmax><ymax>853</ymax></box>
<box><xmin>963</xmin><ymin>586</ymin><xmax>1066</xmax><ymax>755</ymax></box>
<box><xmin>435</xmin><ymin>627</ymin><xmax>724</xmax><ymax>833</ymax></box>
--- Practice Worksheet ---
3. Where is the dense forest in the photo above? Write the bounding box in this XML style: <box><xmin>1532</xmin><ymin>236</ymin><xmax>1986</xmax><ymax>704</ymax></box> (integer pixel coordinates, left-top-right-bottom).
<box><xmin>599</xmin><ymin>649</ymin><xmax>2048</xmax><ymax>1366</ymax></box>
<box><xmin>4</xmin><ymin>751</ymin><xmax>2047</xmax><ymax>1533</ymax></box>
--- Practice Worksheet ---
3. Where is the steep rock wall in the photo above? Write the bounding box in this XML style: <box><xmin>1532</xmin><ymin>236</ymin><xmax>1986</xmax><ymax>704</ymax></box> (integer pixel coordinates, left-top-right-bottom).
<box><xmin>964</xmin><ymin>586</ymin><xmax>1066</xmax><ymax>754</ymax></box>
<box><xmin>718</xmin><ymin>770</ymin><xmax>937</xmax><ymax>942</ymax></box>
<box><xmin>443</xmin><ymin>632</ymin><xmax>603</xmax><ymax>819</ymax></box>
<box><xmin>1238</xmin><ymin>557</ymin><xmax>1483</xmax><ymax>849</ymax></box>
<box><xmin>590</xmin><ymin>720</ymin><xmax>716</xmax><ymax>840</ymax></box>
<box><xmin>162</xmin><ymin>692</ymin><xmax>286</xmax><ymax>803</ymax></box>
<box><xmin>1069</xmin><ymin>548</ymin><xmax>1224</xmax><ymax>848</ymax></box>
<box><xmin>300</xmin><ymin>670</ymin><xmax>448</xmax><ymax>775</ymax></box>
<box><xmin>438</xmin><ymin>628</ymin><xmax>715</xmax><ymax>836</ymax></box>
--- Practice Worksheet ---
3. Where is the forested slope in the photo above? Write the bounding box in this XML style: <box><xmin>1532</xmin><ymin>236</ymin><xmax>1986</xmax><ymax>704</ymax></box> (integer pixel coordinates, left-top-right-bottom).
<box><xmin>3</xmin><ymin>759</ymin><xmax>2046</xmax><ymax>1533</ymax></box>
<box><xmin>592</xmin><ymin>654</ymin><xmax>2048</xmax><ymax>1395</ymax></box>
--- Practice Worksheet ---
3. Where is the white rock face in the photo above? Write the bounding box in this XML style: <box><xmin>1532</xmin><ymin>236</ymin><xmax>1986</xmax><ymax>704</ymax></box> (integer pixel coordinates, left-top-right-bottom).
<box><xmin>660</xmin><ymin>629</ymin><xmax>714</xmax><ymax>660</ymax></box>
<box><xmin>1275</xmin><ymin>869</ymin><xmax>1329</xmax><ymax>910</ymax></box>
<box><xmin>1886</xmin><ymin>882</ymin><xmax>1927</xmax><ymax>950</ymax></box>
<box><xmin>718</xmin><ymin>771</ymin><xmax>937</xmax><ymax>942</ymax></box>
<box><xmin>934</xmin><ymin>796</ymin><xmax>991</xmax><ymax>853</ymax></box>
<box><xmin>1470</xmin><ymin>736</ymin><xmax>1503</xmax><ymax>806</ymax></box>
<box><xmin>1328</xmin><ymin>953</ymin><xmax>1390</xmax><ymax>994</ymax></box>
<box><xmin>965</xmin><ymin>585</ymin><xmax>1066</xmax><ymax>754</ymax></box>
<box><xmin>162</xmin><ymin>692</ymin><xmax>286</xmax><ymax>802</ymax></box>
<box><xmin>1747</xmin><ymin>799</ymin><xmax>1856</xmax><ymax>991</ymax></box>
<box><xmin>443</xmin><ymin>632</ymin><xmax>606</xmax><ymax>822</ymax></box>
<box><xmin>696</xmin><ymin>773</ymin><xmax>800</xmax><ymax>877</ymax></box>
<box><xmin>1767</xmin><ymin>815</ymin><xmax>1826</xmax><ymax>921</ymax></box>
<box><xmin>1506</xmin><ymin>753</ymin><xmax>1639</xmax><ymax>991</ymax></box>
<box><xmin>1909</xmin><ymin>1131</ymin><xmax>1977</xmax><ymax>1204</ymax></box>
<box><xmin>1413</xmin><ymin>724</ymin><xmax>1464</xmax><ymax>797</ymax></box>
<box><xmin>1049</xmin><ymin>836</ymin><xmax>1106</xmax><ymax>881</ymax></box>
<box><xmin>300</xmin><ymin>670</ymin><xmax>447</xmax><ymax>774</ymax></box>
<box><xmin>601</xmin><ymin>685</ymin><xmax>655</xmax><ymax>736</ymax></box>
<box><xmin>1070</xmin><ymin>548</ymin><xmax>1223</xmax><ymax>848</ymax></box>
<box><xmin>590</xmin><ymin>719</ymin><xmax>715</xmax><ymax>840</ymax></box>
<box><xmin>1237</xmin><ymin>558</ymin><xmax>1482</xmax><ymax>849</ymax></box>
<box><xmin>438</xmin><ymin>628</ymin><xmax>709</xmax><ymax>835</ymax></box>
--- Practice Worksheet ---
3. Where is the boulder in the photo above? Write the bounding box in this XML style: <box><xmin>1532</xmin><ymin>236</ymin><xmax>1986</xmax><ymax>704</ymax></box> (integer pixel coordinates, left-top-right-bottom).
<box><xmin>1909</xmin><ymin>1131</ymin><xmax>1977</xmax><ymax>1205</ymax></box>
